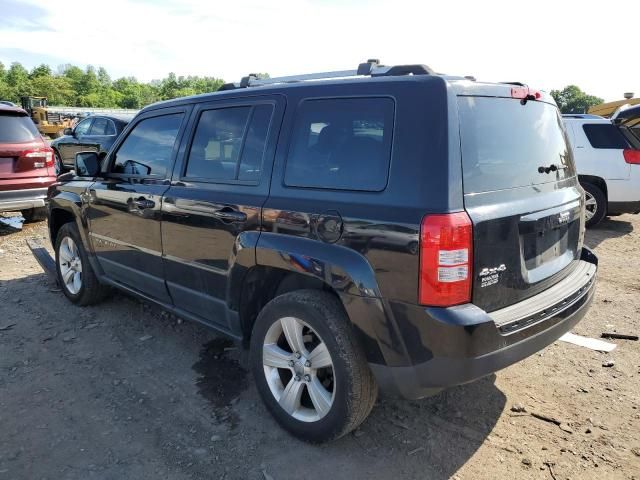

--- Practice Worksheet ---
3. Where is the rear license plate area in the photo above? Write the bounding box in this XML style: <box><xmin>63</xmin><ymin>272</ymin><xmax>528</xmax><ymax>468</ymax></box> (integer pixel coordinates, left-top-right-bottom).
<box><xmin>522</xmin><ymin>224</ymin><xmax>573</xmax><ymax>269</ymax></box>
<box><xmin>0</xmin><ymin>157</ymin><xmax>15</xmax><ymax>175</ymax></box>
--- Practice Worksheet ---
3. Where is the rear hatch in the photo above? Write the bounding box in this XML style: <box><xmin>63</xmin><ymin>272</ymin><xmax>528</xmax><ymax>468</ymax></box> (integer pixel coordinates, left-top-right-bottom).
<box><xmin>0</xmin><ymin>110</ymin><xmax>52</xmax><ymax>187</ymax></box>
<box><xmin>458</xmin><ymin>91</ymin><xmax>584</xmax><ymax>312</ymax></box>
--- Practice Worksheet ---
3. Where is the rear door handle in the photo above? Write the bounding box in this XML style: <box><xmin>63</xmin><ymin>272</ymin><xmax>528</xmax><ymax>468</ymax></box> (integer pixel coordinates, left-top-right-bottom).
<box><xmin>134</xmin><ymin>198</ymin><xmax>155</xmax><ymax>210</ymax></box>
<box><xmin>212</xmin><ymin>207</ymin><xmax>247</xmax><ymax>223</ymax></box>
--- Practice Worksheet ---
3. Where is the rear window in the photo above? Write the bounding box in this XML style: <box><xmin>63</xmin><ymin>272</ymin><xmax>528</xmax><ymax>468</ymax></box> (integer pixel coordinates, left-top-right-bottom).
<box><xmin>0</xmin><ymin>114</ymin><xmax>39</xmax><ymax>142</ymax></box>
<box><xmin>458</xmin><ymin>97</ymin><xmax>575</xmax><ymax>193</ymax></box>
<box><xmin>583</xmin><ymin>124</ymin><xmax>629</xmax><ymax>149</ymax></box>
<box><xmin>284</xmin><ymin>97</ymin><xmax>394</xmax><ymax>191</ymax></box>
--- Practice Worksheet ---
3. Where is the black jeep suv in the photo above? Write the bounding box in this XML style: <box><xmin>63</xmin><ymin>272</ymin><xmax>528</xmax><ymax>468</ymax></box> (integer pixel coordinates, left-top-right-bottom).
<box><xmin>47</xmin><ymin>60</ymin><xmax>598</xmax><ymax>443</ymax></box>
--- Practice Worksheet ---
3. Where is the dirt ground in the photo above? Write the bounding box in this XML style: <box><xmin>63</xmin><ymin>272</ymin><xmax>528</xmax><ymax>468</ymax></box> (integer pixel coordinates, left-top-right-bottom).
<box><xmin>0</xmin><ymin>213</ymin><xmax>639</xmax><ymax>480</ymax></box>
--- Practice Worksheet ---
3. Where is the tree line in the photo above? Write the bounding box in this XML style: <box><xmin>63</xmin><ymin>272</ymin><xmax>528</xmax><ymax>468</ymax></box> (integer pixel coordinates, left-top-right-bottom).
<box><xmin>0</xmin><ymin>61</ymin><xmax>225</xmax><ymax>109</ymax></box>
<box><xmin>0</xmin><ymin>60</ymin><xmax>606</xmax><ymax>113</ymax></box>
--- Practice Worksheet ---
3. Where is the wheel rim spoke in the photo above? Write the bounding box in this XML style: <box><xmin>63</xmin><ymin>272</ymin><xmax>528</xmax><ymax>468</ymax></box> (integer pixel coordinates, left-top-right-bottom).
<box><xmin>307</xmin><ymin>376</ymin><xmax>332</xmax><ymax>417</ymax></box>
<box><xmin>263</xmin><ymin>344</ymin><xmax>293</xmax><ymax>369</ymax></box>
<box><xmin>60</xmin><ymin>242</ymin><xmax>73</xmax><ymax>262</ymax></box>
<box><xmin>307</xmin><ymin>342</ymin><xmax>332</xmax><ymax>369</ymax></box>
<box><xmin>62</xmin><ymin>267</ymin><xmax>74</xmax><ymax>285</ymax></box>
<box><xmin>279</xmin><ymin>377</ymin><xmax>305</xmax><ymax>415</ymax></box>
<box><xmin>280</xmin><ymin>317</ymin><xmax>306</xmax><ymax>355</ymax></box>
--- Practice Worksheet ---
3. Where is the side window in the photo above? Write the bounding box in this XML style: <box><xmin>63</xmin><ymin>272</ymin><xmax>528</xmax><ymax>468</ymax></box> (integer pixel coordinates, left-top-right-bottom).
<box><xmin>89</xmin><ymin>117</ymin><xmax>108</xmax><ymax>135</ymax></box>
<box><xmin>284</xmin><ymin>97</ymin><xmax>394</xmax><ymax>191</ymax></box>
<box><xmin>112</xmin><ymin>113</ymin><xmax>184</xmax><ymax>177</ymax></box>
<box><xmin>239</xmin><ymin>105</ymin><xmax>273</xmax><ymax>181</ymax></box>
<box><xmin>185</xmin><ymin>104</ymin><xmax>273</xmax><ymax>182</ymax></box>
<box><xmin>583</xmin><ymin>124</ymin><xmax>629</xmax><ymax>149</ymax></box>
<box><xmin>74</xmin><ymin>118</ymin><xmax>92</xmax><ymax>136</ymax></box>
<box><xmin>105</xmin><ymin>119</ymin><xmax>116</xmax><ymax>135</ymax></box>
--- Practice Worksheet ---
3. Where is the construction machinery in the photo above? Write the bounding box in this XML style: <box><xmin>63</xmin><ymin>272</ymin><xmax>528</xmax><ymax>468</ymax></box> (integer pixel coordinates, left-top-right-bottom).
<box><xmin>20</xmin><ymin>96</ymin><xmax>73</xmax><ymax>138</ymax></box>
<box><xmin>589</xmin><ymin>92</ymin><xmax>640</xmax><ymax>118</ymax></box>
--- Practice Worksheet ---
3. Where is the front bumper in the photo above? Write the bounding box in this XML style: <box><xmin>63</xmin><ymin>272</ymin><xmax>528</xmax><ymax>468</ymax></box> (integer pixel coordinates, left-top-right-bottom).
<box><xmin>0</xmin><ymin>188</ymin><xmax>48</xmax><ymax>212</ymax></box>
<box><xmin>370</xmin><ymin>248</ymin><xmax>598</xmax><ymax>399</ymax></box>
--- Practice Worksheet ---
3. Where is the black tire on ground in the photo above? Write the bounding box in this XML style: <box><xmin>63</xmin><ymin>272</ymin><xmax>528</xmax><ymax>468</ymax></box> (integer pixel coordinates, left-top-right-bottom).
<box><xmin>21</xmin><ymin>207</ymin><xmax>47</xmax><ymax>223</ymax></box>
<box><xmin>582</xmin><ymin>182</ymin><xmax>607</xmax><ymax>228</ymax></box>
<box><xmin>250</xmin><ymin>289</ymin><xmax>378</xmax><ymax>443</ymax></box>
<box><xmin>54</xmin><ymin>222</ymin><xmax>110</xmax><ymax>305</ymax></box>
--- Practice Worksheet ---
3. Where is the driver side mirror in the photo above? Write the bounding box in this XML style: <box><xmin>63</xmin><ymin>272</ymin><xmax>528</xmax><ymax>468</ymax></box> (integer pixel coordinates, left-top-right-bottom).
<box><xmin>75</xmin><ymin>151</ymin><xmax>100</xmax><ymax>177</ymax></box>
<box><xmin>63</xmin><ymin>127</ymin><xmax>74</xmax><ymax>136</ymax></box>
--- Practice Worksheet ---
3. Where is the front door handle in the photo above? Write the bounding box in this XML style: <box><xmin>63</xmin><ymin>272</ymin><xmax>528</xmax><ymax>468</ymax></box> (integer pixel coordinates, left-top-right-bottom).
<box><xmin>212</xmin><ymin>207</ymin><xmax>247</xmax><ymax>223</ymax></box>
<box><xmin>134</xmin><ymin>198</ymin><xmax>155</xmax><ymax>210</ymax></box>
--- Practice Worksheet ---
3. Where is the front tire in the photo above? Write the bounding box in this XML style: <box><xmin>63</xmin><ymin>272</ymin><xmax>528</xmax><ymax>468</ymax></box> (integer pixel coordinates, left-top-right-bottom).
<box><xmin>582</xmin><ymin>182</ymin><xmax>607</xmax><ymax>228</ymax></box>
<box><xmin>250</xmin><ymin>290</ymin><xmax>377</xmax><ymax>443</ymax></box>
<box><xmin>54</xmin><ymin>222</ymin><xmax>110</xmax><ymax>305</ymax></box>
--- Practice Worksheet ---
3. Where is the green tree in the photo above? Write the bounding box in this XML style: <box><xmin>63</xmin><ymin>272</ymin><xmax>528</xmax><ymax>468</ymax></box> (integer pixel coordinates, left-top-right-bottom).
<box><xmin>550</xmin><ymin>85</ymin><xmax>604</xmax><ymax>114</ymax></box>
<box><xmin>30</xmin><ymin>64</ymin><xmax>52</xmax><ymax>79</ymax></box>
<box><xmin>0</xmin><ymin>60</ymin><xmax>224</xmax><ymax>108</ymax></box>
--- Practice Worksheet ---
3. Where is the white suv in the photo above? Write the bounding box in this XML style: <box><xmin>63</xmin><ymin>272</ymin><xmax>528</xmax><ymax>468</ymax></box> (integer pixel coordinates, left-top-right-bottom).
<box><xmin>564</xmin><ymin>109</ymin><xmax>640</xmax><ymax>227</ymax></box>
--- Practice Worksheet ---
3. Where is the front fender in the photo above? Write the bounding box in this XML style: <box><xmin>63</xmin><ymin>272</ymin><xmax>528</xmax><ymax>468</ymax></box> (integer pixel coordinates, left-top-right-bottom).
<box><xmin>47</xmin><ymin>182</ymin><xmax>103</xmax><ymax>276</ymax></box>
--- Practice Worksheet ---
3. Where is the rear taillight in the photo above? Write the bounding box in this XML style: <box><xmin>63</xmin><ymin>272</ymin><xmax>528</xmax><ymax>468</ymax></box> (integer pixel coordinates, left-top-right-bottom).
<box><xmin>419</xmin><ymin>212</ymin><xmax>473</xmax><ymax>307</ymax></box>
<box><xmin>23</xmin><ymin>148</ymin><xmax>54</xmax><ymax>168</ymax></box>
<box><xmin>623</xmin><ymin>149</ymin><xmax>640</xmax><ymax>165</ymax></box>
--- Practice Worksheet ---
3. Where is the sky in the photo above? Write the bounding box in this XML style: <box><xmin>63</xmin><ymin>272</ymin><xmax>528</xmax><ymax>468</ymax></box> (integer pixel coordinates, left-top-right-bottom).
<box><xmin>0</xmin><ymin>0</ymin><xmax>638</xmax><ymax>102</ymax></box>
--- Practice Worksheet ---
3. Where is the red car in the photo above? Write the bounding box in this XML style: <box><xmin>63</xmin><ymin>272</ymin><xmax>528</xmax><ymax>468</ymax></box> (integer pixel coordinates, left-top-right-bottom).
<box><xmin>0</xmin><ymin>104</ymin><xmax>56</xmax><ymax>222</ymax></box>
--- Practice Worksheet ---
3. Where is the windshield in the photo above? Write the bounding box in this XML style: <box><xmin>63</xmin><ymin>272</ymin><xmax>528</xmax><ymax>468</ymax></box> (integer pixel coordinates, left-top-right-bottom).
<box><xmin>458</xmin><ymin>97</ymin><xmax>576</xmax><ymax>194</ymax></box>
<box><xmin>0</xmin><ymin>114</ymin><xmax>39</xmax><ymax>142</ymax></box>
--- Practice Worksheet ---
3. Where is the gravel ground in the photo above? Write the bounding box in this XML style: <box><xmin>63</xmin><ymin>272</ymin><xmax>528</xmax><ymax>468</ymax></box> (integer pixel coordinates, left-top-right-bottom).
<box><xmin>0</xmin><ymin>213</ymin><xmax>639</xmax><ymax>480</ymax></box>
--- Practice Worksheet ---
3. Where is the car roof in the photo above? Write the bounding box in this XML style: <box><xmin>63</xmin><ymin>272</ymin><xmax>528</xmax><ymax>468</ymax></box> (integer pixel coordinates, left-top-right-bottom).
<box><xmin>0</xmin><ymin>104</ymin><xmax>28</xmax><ymax>115</ymax></box>
<box><xmin>89</xmin><ymin>114</ymin><xmax>133</xmax><ymax>123</ymax></box>
<box><xmin>563</xmin><ymin>116</ymin><xmax>611</xmax><ymax>124</ymax></box>
<box><xmin>138</xmin><ymin>60</ymin><xmax>553</xmax><ymax>114</ymax></box>
<box><xmin>141</xmin><ymin>74</ymin><xmax>553</xmax><ymax>114</ymax></box>
<box><xmin>562</xmin><ymin>114</ymin><xmax>604</xmax><ymax>120</ymax></box>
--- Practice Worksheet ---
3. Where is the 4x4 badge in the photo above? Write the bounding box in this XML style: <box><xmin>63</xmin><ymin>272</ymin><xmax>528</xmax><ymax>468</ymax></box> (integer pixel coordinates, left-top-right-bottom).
<box><xmin>479</xmin><ymin>264</ymin><xmax>506</xmax><ymax>277</ymax></box>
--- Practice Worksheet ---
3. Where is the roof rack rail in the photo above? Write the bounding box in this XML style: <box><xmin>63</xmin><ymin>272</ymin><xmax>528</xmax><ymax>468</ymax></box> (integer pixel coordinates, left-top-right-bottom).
<box><xmin>224</xmin><ymin>60</ymin><xmax>435</xmax><ymax>90</ymax></box>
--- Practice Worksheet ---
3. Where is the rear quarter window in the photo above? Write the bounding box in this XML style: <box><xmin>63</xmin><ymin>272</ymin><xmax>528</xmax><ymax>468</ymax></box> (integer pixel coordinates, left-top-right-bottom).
<box><xmin>582</xmin><ymin>123</ymin><xmax>630</xmax><ymax>149</ymax></box>
<box><xmin>284</xmin><ymin>97</ymin><xmax>394</xmax><ymax>191</ymax></box>
<box><xmin>0</xmin><ymin>114</ymin><xmax>39</xmax><ymax>142</ymax></box>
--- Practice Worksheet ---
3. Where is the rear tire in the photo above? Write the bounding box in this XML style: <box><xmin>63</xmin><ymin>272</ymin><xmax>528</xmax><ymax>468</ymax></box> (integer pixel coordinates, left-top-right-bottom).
<box><xmin>250</xmin><ymin>290</ymin><xmax>377</xmax><ymax>443</ymax></box>
<box><xmin>582</xmin><ymin>182</ymin><xmax>606</xmax><ymax>227</ymax></box>
<box><xmin>54</xmin><ymin>222</ymin><xmax>110</xmax><ymax>305</ymax></box>
<box><xmin>21</xmin><ymin>207</ymin><xmax>47</xmax><ymax>223</ymax></box>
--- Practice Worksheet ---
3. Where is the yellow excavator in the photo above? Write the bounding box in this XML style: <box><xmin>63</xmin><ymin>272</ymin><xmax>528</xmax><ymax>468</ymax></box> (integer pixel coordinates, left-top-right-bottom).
<box><xmin>20</xmin><ymin>96</ymin><xmax>73</xmax><ymax>138</ymax></box>
<box><xmin>589</xmin><ymin>93</ymin><xmax>640</xmax><ymax>118</ymax></box>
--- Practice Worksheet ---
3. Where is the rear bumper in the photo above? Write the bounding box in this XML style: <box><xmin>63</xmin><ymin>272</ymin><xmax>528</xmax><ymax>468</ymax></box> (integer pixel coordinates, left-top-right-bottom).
<box><xmin>0</xmin><ymin>188</ymin><xmax>49</xmax><ymax>212</ymax></box>
<box><xmin>608</xmin><ymin>201</ymin><xmax>640</xmax><ymax>215</ymax></box>
<box><xmin>370</xmin><ymin>248</ymin><xmax>598</xmax><ymax>399</ymax></box>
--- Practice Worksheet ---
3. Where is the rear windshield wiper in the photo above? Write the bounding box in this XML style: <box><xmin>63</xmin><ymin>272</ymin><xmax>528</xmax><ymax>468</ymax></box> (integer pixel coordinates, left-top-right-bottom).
<box><xmin>538</xmin><ymin>164</ymin><xmax>567</xmax><ymax>174</ymax></box>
